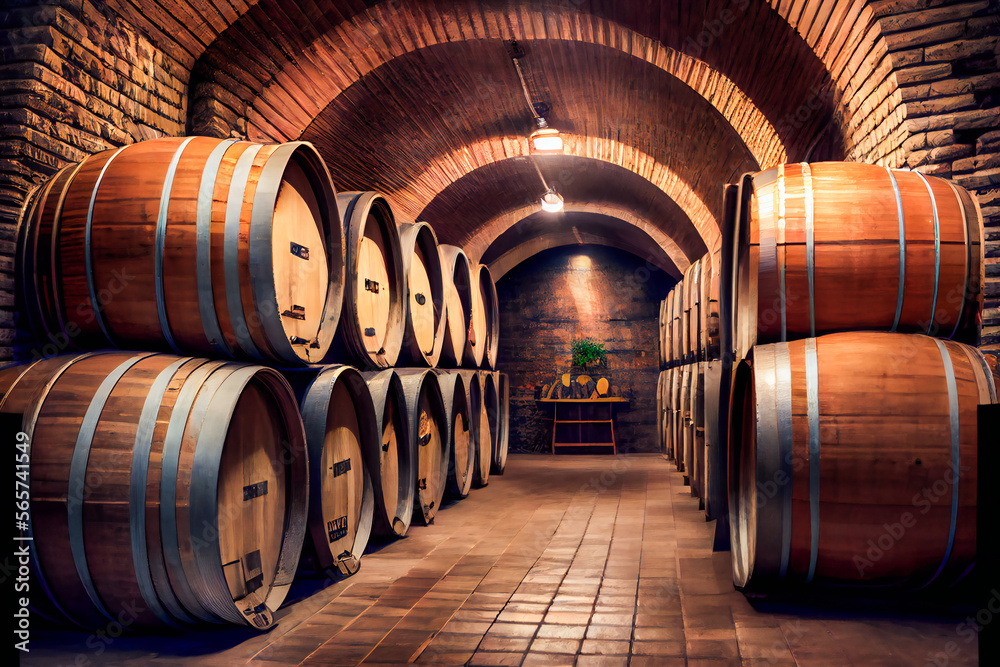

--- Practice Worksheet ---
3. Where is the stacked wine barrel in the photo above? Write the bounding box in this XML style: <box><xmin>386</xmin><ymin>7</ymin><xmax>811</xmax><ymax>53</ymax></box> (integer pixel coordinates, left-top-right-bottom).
<box><xmin>656</xmin><ymin>252</ymin><xmax>721</xmax><ymax>516</ymax></box>
<box><xmin>659</xmin><ymin>161</ymin><xmax>995</xmax><ymax>594</ymax></box>
<box><xmin>8</xmin><ymin>136</ymin><xmax>509</xmax><ymax>632</ymax></box>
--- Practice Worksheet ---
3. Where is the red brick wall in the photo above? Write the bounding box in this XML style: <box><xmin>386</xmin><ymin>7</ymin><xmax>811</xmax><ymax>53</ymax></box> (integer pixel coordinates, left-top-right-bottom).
<box><xmin>495</xmin><ymin>245</ymin><xmax>673</xmax><ymax>454</ymax></box>
<box><xmin>1</xmin><ymin>0</ymin><xmax>188</xmax><ymax>359</ymax></box>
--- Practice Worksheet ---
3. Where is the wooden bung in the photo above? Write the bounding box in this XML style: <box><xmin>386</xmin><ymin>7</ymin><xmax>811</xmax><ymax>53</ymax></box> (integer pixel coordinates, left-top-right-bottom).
<box><xmin>728</xmin><ymin>332</ymin><xmax>996</xmax><ymax>590</ymax></box>
<box><xmin>0</xmin><ymin>352</ymin><xmax>308</xmax><ymax>630</ymax></box>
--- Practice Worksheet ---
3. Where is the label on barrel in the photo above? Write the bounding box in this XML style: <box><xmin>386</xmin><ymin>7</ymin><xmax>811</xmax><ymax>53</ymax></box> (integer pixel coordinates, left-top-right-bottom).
<box><xmin>290</xmin><ymin>242</ymin><xmax>310</xmax><ymax>260</ymax></box>
<box><xmin>243</xmin><ymin>480</ymin><xmax>268</xmax><ymax>501</ymax></box>
<box><xmin>327</xmin><ymin>515</ymin><xmax>349</xmax><ymax>542</ymax></box>
<box><xmin>331</xmin><ymin>458</ymin><xmax>351</xmax><ymax>477</ymax></box>
<box><xmin>282</xmin><ymin>305</ymin><xmax>306</xmax><ymax>320</ymax></box>
<box><xmin>365</xmin><ymin>278</ymin><xmax>380</xmax><ymax>293</ymax></box>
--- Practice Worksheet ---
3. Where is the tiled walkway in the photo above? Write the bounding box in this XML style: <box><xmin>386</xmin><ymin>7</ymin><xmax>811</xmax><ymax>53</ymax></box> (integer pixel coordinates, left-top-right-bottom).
<box><xmin>27</xmin><ymin>455</ymin><xmax>977</xmax><ymax>666</ymax></box>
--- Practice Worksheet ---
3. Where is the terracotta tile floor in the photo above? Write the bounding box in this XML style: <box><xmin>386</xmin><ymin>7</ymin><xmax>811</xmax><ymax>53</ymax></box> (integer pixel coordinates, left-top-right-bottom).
<box><xmin>26</xmin><ymin>455</ymin><xmax>978</xmax><ymax>666</ymax></box>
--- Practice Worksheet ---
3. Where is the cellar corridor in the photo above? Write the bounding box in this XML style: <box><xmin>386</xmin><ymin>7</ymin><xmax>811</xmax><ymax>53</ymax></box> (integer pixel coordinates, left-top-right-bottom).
<box><xmin>26</xmin><ymin>455</ymin><xmax>974</xmax><ymax>667</ymax></box>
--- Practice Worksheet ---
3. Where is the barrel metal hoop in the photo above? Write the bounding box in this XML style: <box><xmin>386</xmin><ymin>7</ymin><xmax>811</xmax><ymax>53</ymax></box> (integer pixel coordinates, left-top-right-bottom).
<box><xmin>18</xmin><ymin>352</ymin><xmax>99</xmax><ymax>627</ymax></box>
<box><xmin>250</xmin><ymin>143</ymin><xmax>300</xmax><ymax>363</ymax></box>
<box><xmin>774</xmin><ymin>343</ymin><xmax>794</xmax><ymax>578</ymax></box>
<box><xmin>85</xmin><ymin>146</ymin><xmax>130</xmax><ymax>346</ymax></box>
<box><xmin>945</xmin><ymin>181</ymin><xmax>971</xmax><ymax>340</ymax></box>
<box><xmin>159</xmin><ymin>361</ymin><xmax>229</xmax><ymax>624</ymax></box>
<box><xmin>155</xmin><ymin>137</ymin><xmax>199</xmax><ymax>354</ymax></box>
<box><xmin>804</xmin><ymin>337</ymin><xmax>820</xmax><ymax>582</ymax></box>
<box><xmin>196</xmin><ymin>139</ymin><xmax>239</xmax><ymax>357</ymax></box>
<box><xmin>916</xmin><ymin>172</ymin><xmax>941</xmax><ymax>335</ymax></box>
<box><xmin>923</xmin><ymin>339</ymin><xmax>961</xmax><ymax>587</ymax></box>
<box><xmin>885</xmin><ymin>167</ymin><xmax>906</xmax><ymax>332</ymax></box>
<box><xmin>130</xmin><ymin>356</ymin><xmax>193</xmax><ymax>627</ymax></box>
<box><xmin>801</xmin><ymin>163</ymin><xmax>816</xmax><ymax>338</ymax></box>
<box><xmin>69</xmin><ymin>353</ymin><xmax>154</xmax><ymax>621</ymax></box>
<box><xmin>224</xmin><ymin>144</ymin><xmax>265</xmax><ymax>359</ymax></box>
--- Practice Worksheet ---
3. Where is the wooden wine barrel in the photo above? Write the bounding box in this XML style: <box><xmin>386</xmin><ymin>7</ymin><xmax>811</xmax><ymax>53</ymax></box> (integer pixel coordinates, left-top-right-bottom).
<box><xmin>360</xmin><ymin>369</ymin><xmax>414</xmax><ymax>538</ymax></box>
<box><xmin>668</xmin><ymin>366</ymin><xmax>682</xmax><ymax>464</ymax></box>
<box><xmin>690</xmin><ymin>363</ymin><xmax>705</xmax><ymax>502</ymax></box>
<box><xmin>398</xmin><ymin>222</ymin><xmax>446</xmax><ymax>367</ymax></box>
<box><xmin>464</xmin><ymin>262</ymin><xmax>498</xmax><ymax>369</ymax></box>
<box><xmin>679</xmin><ymin>364</ymin><xmax>693</xmax><ymax>480</ymax></box>
<box><xmin>684</xmin><ymin>259</ymin><xmax>702</xmax><ymax>363</ymax></box>
<box><xmin>15</xmin><ymin>137</ymin><xmax>345</xmax><ymax>365</ymax></box>
<box><xmin>433</xmin><ymin>370</ymin><xmax>474</xmax><ymax>499</ymax></box>
<box><xmin>728</xmin><ymin>332</ymin><xmax>996</xmax><ymax>591</ymax></box>
<box><xmin>296</xmin><ymin>365</ymin><xmax>377</xmax><ymax>575</ymax></box>
<box><xmin>481</xmin><ymin>265</ymin><xmax>500</xmax><ymax>370</ymax></box>
<box><xmin>0</xmin><ymin>352</ymin><xmax>308</xmax><ymax>629</ymax></box>
<box><xmin>658</xmin><ymin>299</ymin><xmax>667</xmax><ymax>369</ymax></box>
<box><xmin>662</xmin><ymin>292</ymin><xmax>673</xmax><ymax>367</ymax></box>
<box><xmin>703</xmin><ymin>242</ymin><xmax>721</xmax><ymax>361</ymax></box>
<box><xmin>330</xmin><ymin>191</ymin><xmax>406</xmax><ymax>368</ymax></box>
<box><xmin>438</xmin><ymin>245</ymin><xmax>473</xmax><ymax>368</ymax></box>
<box><xmin>705</xmin><ymin>183</ymin><xmax>740</xmax><ymax>545</ymax></box>
<box><xmin>703</xmin><ymin>359</ymin><xmax>724</xmax><ymax>520</ymax></box>
<box><xmin>479</xmin><ymin>371</ymin><xmax>500</xmax><ymax>484</ymax></box>
<box><xmin>671</xmin><ymin>286</ymin><xmax>684</xmax><ymax>366</ymax></box>
<box><xmin>732</xmin><ymin>162</ymin><xmax>984</xmax><ymax>361</ymax></box>
<box><xmin>493</xmin><ymin>372</ymin><xmax>510</xmax><ymax>475</ymax></box>
<box><xmin>395</xmin><ymin>369</ymin><xmax>449</xmax><ymax>525</ymax></box>
<box><xmin>656</xmin><ymin>370</ymin><xmax>669</xmax><ymax>455</ymax></box>
<box><xmin>457</xmin><ymin>370</ymin><xmax>489</xmax><ymax>487</ymax></box>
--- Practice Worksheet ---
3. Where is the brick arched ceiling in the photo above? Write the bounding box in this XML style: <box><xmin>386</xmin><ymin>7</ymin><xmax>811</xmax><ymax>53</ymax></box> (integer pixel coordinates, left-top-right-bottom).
<box><xmin>190</xmin><ymin>0</ymin><xmax>805</xmax><ymax>168</ymax></box>
<box><xmin>179</xmin><ymin>0</ymin><xmax>854</xmax><ymax>271</ymax></box>
<box><xmin>301</xmin><ymin>41</ymin><xmax>751</xmax><ymax>253</ymax></box>
<box><xmin>415</xmin><ymin>155</ymin><xmax>707</xmax><ymax>272</ymax></box>
<box><xmin>481</xmin><ymin>211</ymin><xmax>679</xmax><ymax>281</ymax></box>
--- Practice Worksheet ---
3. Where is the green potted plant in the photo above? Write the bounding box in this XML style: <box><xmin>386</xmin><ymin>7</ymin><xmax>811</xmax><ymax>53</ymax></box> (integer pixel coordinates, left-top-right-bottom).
<box><xmin>571</xmin><ymin>337</ymin><xmax>607</xmax><ymax>370</ymax></box>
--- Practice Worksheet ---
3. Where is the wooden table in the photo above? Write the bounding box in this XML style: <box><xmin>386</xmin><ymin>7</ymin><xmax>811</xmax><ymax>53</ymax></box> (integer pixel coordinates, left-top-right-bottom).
<box><xmin>537</xmin><ymin>398</ymin><xmax>629</xmax><ymax>454</ymax></box>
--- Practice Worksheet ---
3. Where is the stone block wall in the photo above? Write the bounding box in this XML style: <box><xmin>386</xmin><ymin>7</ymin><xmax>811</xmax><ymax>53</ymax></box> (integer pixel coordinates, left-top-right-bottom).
<box><xmin>495</xmin><ymin>245</ymin><xmax>673</xmax><ymax>454</ymax></box>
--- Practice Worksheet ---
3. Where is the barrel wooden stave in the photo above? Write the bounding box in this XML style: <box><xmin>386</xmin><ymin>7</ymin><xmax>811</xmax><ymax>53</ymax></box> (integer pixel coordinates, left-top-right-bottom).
<box><xmin>728</xmin><ymin>332</ymin><xmax>995</xmax><ymax>590</ymax></box>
